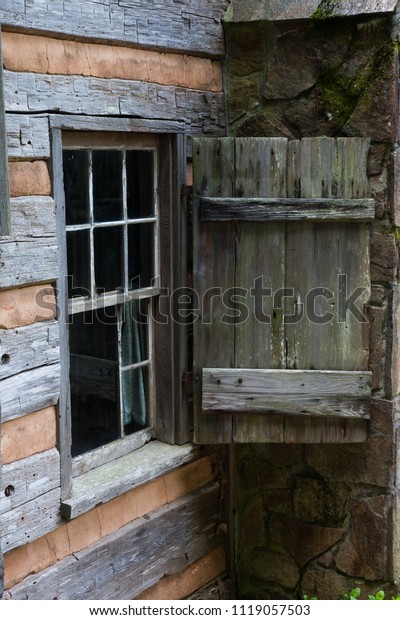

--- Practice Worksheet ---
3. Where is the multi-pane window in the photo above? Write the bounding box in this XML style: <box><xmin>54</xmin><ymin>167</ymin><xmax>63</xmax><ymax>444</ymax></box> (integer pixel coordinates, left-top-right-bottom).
<box><xmin>62</xmin><ymin>135</ymin><xmax>159</xmax><ymax>457</ymax></box>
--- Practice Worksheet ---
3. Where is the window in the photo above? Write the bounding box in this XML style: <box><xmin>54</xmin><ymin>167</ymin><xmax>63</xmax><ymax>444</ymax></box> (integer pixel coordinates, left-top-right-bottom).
<box><xmin>52</xmin><ymin>124</ymin><xmax>187</xmax><ymax>497</ymax></box>
<box><xmin>63</xmin><ymin>134</ymin><xmax>159</xmax><ymax>457</ymax></box>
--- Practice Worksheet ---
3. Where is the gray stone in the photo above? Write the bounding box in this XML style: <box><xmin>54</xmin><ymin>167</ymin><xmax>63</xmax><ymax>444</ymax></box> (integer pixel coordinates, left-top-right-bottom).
<box><xmin>335</xmin><ymin>496</ymin><xmax>388</xmax><ymax>580</ymax></box>
<box><xmin>270</xmin><ymin>516</ymin><xmax>344</xmax><ymax>566</ymax></box>
<box><xmin>293</xmin><ymin>478</ymin><xmax>349</xmax><ymax>524</ymax></box>
<box><xmin>300</xmin><ymin>564</ymin><xmax>350</xmax><ymax>600</ymax></box>
<box><xmin>244</xmin><ymin>549</ymin><xmax>299</xmax><ymax>589</ymax></box>
<box><xmin>226</xmin><ymin>0</ymin><xmax>397</xmax><ymax>22</ymax></box>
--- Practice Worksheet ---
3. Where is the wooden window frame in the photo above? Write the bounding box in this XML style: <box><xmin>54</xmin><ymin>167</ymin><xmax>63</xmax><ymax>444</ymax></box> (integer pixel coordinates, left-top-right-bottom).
<box><xmin>0</xmin><ymin>25</ymin><xmax>10</xmax><ymax>236</ymax></box>
<box><xmin>51</xmin><ymin>116</ymin><xmax>187</xmax><ymax>502</ymax></box>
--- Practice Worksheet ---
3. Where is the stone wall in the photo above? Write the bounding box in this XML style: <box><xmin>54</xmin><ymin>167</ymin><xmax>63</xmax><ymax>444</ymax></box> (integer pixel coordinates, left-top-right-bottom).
<box><xmin>225</xmin><ymin>12</ymin><xmax>400</xmax><ymax>599</ymax></box>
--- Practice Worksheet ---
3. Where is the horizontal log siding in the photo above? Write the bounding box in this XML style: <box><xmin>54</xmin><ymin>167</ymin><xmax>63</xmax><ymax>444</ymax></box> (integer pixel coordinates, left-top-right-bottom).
<box><xmin>0</xmin><ymin>0</ymin><xmax>229</xmax><ymax>58</ymax></box>
<box><xmin>4</xmin><ymin>458</ymin><xmax>218</xmax><ymax>591</ymax></box>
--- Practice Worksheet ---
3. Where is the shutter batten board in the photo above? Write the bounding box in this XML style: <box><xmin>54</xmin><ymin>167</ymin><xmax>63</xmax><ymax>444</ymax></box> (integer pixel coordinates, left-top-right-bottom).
<box><xmin>193</xmin><ymin>136</ymin><xmax>372</xmax><ymax>444</ymax></box>
<box><xmin>202</xmin><ymin>369</ymin><xmax>371</xmax><ymax>419</ymax></box>
<box><xmin>200</xmin><ymin>197</ymin><xmax>375</xmax><ymax>222</ymax></box>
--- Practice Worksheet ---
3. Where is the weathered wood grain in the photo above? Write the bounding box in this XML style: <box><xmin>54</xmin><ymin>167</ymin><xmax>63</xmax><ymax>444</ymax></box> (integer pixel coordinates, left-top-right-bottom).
<box><xmin>6</xmin><ymin>114</ymin><xmax>50</xmax><ymax>159</ymax></box>
<box><xmin>203</xmin><ymin>368</ymin><xmax>372</xmax><ymax>418</ymax></box>
<box><xmin>200</xmin><ymin>197</ymin><xmax>375</xmax><ymax>222</ymax></box>
<box><xmin>0</xmin><ymin>0</ymin><xmax>229</xmax><ymax>58</ymax></box>
<box><xmin>1</xmin><ymin>487</ymin><xmax>61</xmax><ymax>553</ymax></box>
<box><xmin>193</xmin><ymin>136</ymin><xmax>372</xmax><ymax>444</ymax></box>
<box><xmin>0</xmin><ymin>448</ymin><xmax>60</xmax><ymax>515</ymax></box>
<box><xmin>0</xmin><ymin>196</ymin><xmax>57</xmax><ymax>287</ymax></box>
<box><xmin>50</xmin><ymin>114</ymin><xmax>185</xmax><ymax>135</ymax></box>
<box><xmin>0</xmin><ymin>320</ymin><xmax>59</xmax><ymax>380</ymax></box>
<box><xmin>1</xmin><ymin>362</ymin><xmax>60</xmax><ymax>422</ymax></box>
<box><xmin>193</xmin><ymin>137</ymin><xmax>236</xmax><ymax>444</ymax></box>
<box><xmin>4</xmin><ymin>72</ymin><xmax>226</xmax><ymax>137</ymax></box>
<box><xmin>7</xmin><ymin>483</ymin><xmax>222</xmax><ymax>599</ymax></box>
<box><xmin>72</xmin><ymin>429</ymin><xmax>153</xmax><ymax>477</ymax></box>
<box><xmin>0</xmin><ymin>25</ymin><xmax>10</xmax><ymax>235</ymax></box>
<box><xmin>233</xmin><ymin>137</ymin><xmax>287</xmax><ymax>443</ymax></box>
<box><xmin>62</xmin><ymin>441</ymin><xmax>197</xmax><ymax>520</ymax></box>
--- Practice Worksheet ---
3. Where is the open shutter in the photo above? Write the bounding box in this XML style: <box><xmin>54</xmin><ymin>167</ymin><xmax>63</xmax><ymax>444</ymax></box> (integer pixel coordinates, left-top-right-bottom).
<box><xmin>192</xmin><ymin>137</ymin><xmax>373</xmax><ymax>444</ymax></box>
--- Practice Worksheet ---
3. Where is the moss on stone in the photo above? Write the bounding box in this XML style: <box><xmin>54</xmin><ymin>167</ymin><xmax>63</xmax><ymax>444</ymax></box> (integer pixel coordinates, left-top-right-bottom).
<box><xmin>311</xmin><ymin>0</ymin><xmax>339</xmax><ymax>20</ymax></box>
<box><xmin>316</xmin><ymin>38</ymin><xmax>396</xmax><ymax>129</ymax></box>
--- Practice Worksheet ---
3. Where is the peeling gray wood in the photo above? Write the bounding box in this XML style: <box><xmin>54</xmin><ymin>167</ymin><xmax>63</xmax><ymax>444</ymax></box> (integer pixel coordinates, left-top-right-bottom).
<box><xmin>62</xmin><ymin>441</ymin><xmax>197</xmax><ymax>520</ymax></box>
<box><xmin>1</xmin><ymin>362</ymin><xmax>60</xmax><ymax>422</ymax></box>
<box><xmin>0</xmin><ymin>25</ymin><xmax>10</xmax><ymax>236</ymax></box>
<box><xmin>0</xmin><ymin>320</ymin><xmax>59</xmax><ymax>380</ymax></box>
<box><xmin>72</xmin><ymin>429</ymin><xmax>153</xmax><ymax>477</ymax></box>
<box><xmin>4</xmin><ymin>72</ymin><xmax>225</xmax><ymax>137</ymax></box>
<box><xmin>203</xmin><ymin>369</ymin><xmax>372</xmax><ymax>419</ymax></box>
<box><xmin>49</xmin><ymin>114</ymin><xmax>185</xmax><ymax>134</ymax></box>
<box><xmin>226</xmin><ymin>0</ymin><xmax>397</xmax><ymax>22</ymax></box>
<box><xmin>7</xmin><ymin>483</ymin><xmax>221</xmax><ymax>599</ymax></box>
<box><xmin>193</xmin><ymin>136</ymin><xmax>372</xmax><ymax>444</ymax></box>
<box><xmin>233</xmin><ymin>137</ymin><xmax>287</xmax><ymax>443</ymax></box>
<box><xmin>193</xmin><ymin>137</ymin><xmax>236</xmax><ymax>444</ymax></box>
<box><xmin>0</xmin><ymin>196</ymin><xmax>57</xmax><ymax>287</ymax></box>
<box><xmin>0</xmin><ymin>237</ymin><xmax>58</xmax><ymax>288</ymax></box>
<box><xmin>6</xmin><ymin>114</ymin><xmax>50</xmax><ymax>159</ymax></box>
<box><xmin>1</xmin><ymin>487</ymin><xmax>61</xmax><ymax>553</ymax></box>
<box><xmin>0</xmin><ymin>448</ymin><xmax>60</xmax><ymax>515</ymax></box>
<box><xmin>200</xmin><ymin>197</ymin><xmax>375</xmax><ymax>222</ymax></box>
<box><xmin>0</xmin><ymin>0</ymin><xmax>229</xmax><ymax>58</ymax></box>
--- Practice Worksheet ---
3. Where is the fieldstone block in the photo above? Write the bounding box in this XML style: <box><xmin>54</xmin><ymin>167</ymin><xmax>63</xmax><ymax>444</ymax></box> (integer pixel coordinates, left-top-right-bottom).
<box><xmin>368</xmin><ymin>143</ymin><xmax>388</xmax><ymax>177</ymax></box>
<box><xmin>387</xmin><ymin>285</ymin><xmax>400</xmax><ymax>397</ymax></box>
<box><xmin>300</xmin><ymin>564</ymin><xmax>349</xmax><ymax>601</ymax></box>
<box><xmin>368</xmin><ymin>305</ymin><xmax>386</xmax><ymax>390</ymax></box>
<box><xmin>370</xmin><ymin>232</ymin><xmax>398</xmax><ymax>284</ymax></box>
<box><xmin>342</xmin><ymin>67</ymin><xmax>397</xmax><ymax>142</ymax></box>
<box><xmin>262</xmin><ymin>30</ymin><xmax>317</xmax><ymax>100</ymax></box>
<box><xmin>270</xmin><ymin>516</ymin><xmax>344</xmax><ymax>566</ymax></box>
<box><xmin>238</xmin><ymin>457</ymin><xmax>290</xmax><ymax>491</ymax></box>
<box><xmin>335</xmin><ymin>495</ymin><xmax>387</xmax><ymax>580</ymax></box>
<box><xmin>243</xmin><ymin>549</ymin><xmax>299</xmax><ymax>589</ymax></box>
<box><xmin>306</xmin><ymin>399</ymin><xmax>395</xmax><ymax>488</ymax></box>
<box><xmin>293</xmin><ymin>478</ymin><xmax>349</xmax><ymax>524</ymax></box>
<box><xmin>264</xmin><ymin>490</ymin><xmax>292</xmax><ymax>516</ymax></box>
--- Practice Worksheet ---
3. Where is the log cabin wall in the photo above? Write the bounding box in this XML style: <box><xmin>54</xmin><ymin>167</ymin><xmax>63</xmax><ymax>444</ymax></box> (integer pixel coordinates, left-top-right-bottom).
<box><xmin>224</xmin><ymin>2</ymin><xmax>400</xmax><ymax>599</ymax></box>
<box><xmin>0</xmin><ymin>0</ymin><xmax>229</xmax><ymax>600</ymax></box>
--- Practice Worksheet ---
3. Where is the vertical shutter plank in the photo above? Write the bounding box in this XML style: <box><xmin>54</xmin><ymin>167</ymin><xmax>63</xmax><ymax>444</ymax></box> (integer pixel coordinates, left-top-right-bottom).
<box><xmin>233</xmin><ymin>138</ymin><xmax>287</xmax><ymax>443</ymax></box>
<box><xmin>193</xmin><ymin>137</ymin><xmax>235</xmax><ymax>443</ymax></box>
<box><xmin>284</xmin><ymin>137</ymin><xmax>370</xmax><ymax>443</ymax></box>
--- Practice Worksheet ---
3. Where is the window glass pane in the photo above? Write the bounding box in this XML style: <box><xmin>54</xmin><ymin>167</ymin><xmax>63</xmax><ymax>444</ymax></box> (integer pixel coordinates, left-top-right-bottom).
<box><xmin>122</xmin><ymin>365</ymin><xmax>149</xmax><ymax>434</ymax></box>
<box><xmin>69</xmin><ymin>308</ymin><xmax>119</xmax><ymax>456</ymax></box>
<box><xmin>128</xmin><ymin>223</ymin><xmax>155</xmax><ymax>289</ymax></box>
<box><xmin>93</xmin><ymin>150</ymin><xmax>123</xmax><ymax>222</ymax></box>
<box><xmin>126</xmin><ymin>150</ymin><xmax>155</xmax><ymax>219</ymax></box>
<box><xmin>63</xmin><ymin>150</ymin><xmax>90</xmax><ymax>225</ymax></box>
<box><xmin>121</xmin><ymin>300</ymin><xmax>149</xmax><ymax>367</ymax></box>
<box><xmin>94</xmin><ymin>226</ymin><xmax>124</xmax><ymax>293</ymax></box>
<box><xmin>67</xmin><ymin>229</ymin><xmax>90</xmax><ymax>299</ymax></box>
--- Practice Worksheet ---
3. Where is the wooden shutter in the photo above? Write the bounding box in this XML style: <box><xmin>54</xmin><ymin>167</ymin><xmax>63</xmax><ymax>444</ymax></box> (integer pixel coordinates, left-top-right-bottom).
<box><xmin>192</xmin><ymin>137</ymin><xmax>373</xmax><ymax>444</ymax></box>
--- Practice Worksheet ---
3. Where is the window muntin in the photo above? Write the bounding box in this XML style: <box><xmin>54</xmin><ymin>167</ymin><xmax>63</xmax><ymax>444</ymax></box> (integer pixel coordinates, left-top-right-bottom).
<box><xmin>63</xmin><ymin>137</ymin><xmax>159</xmax><ymax>457</ymax></box>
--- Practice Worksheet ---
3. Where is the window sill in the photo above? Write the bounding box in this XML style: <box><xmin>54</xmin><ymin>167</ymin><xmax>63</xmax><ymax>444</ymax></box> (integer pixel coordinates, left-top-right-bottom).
<box><xmin>61</xmin><ymin>441</ymin><xmax>197</xmax><ymax>520</ymax></box>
